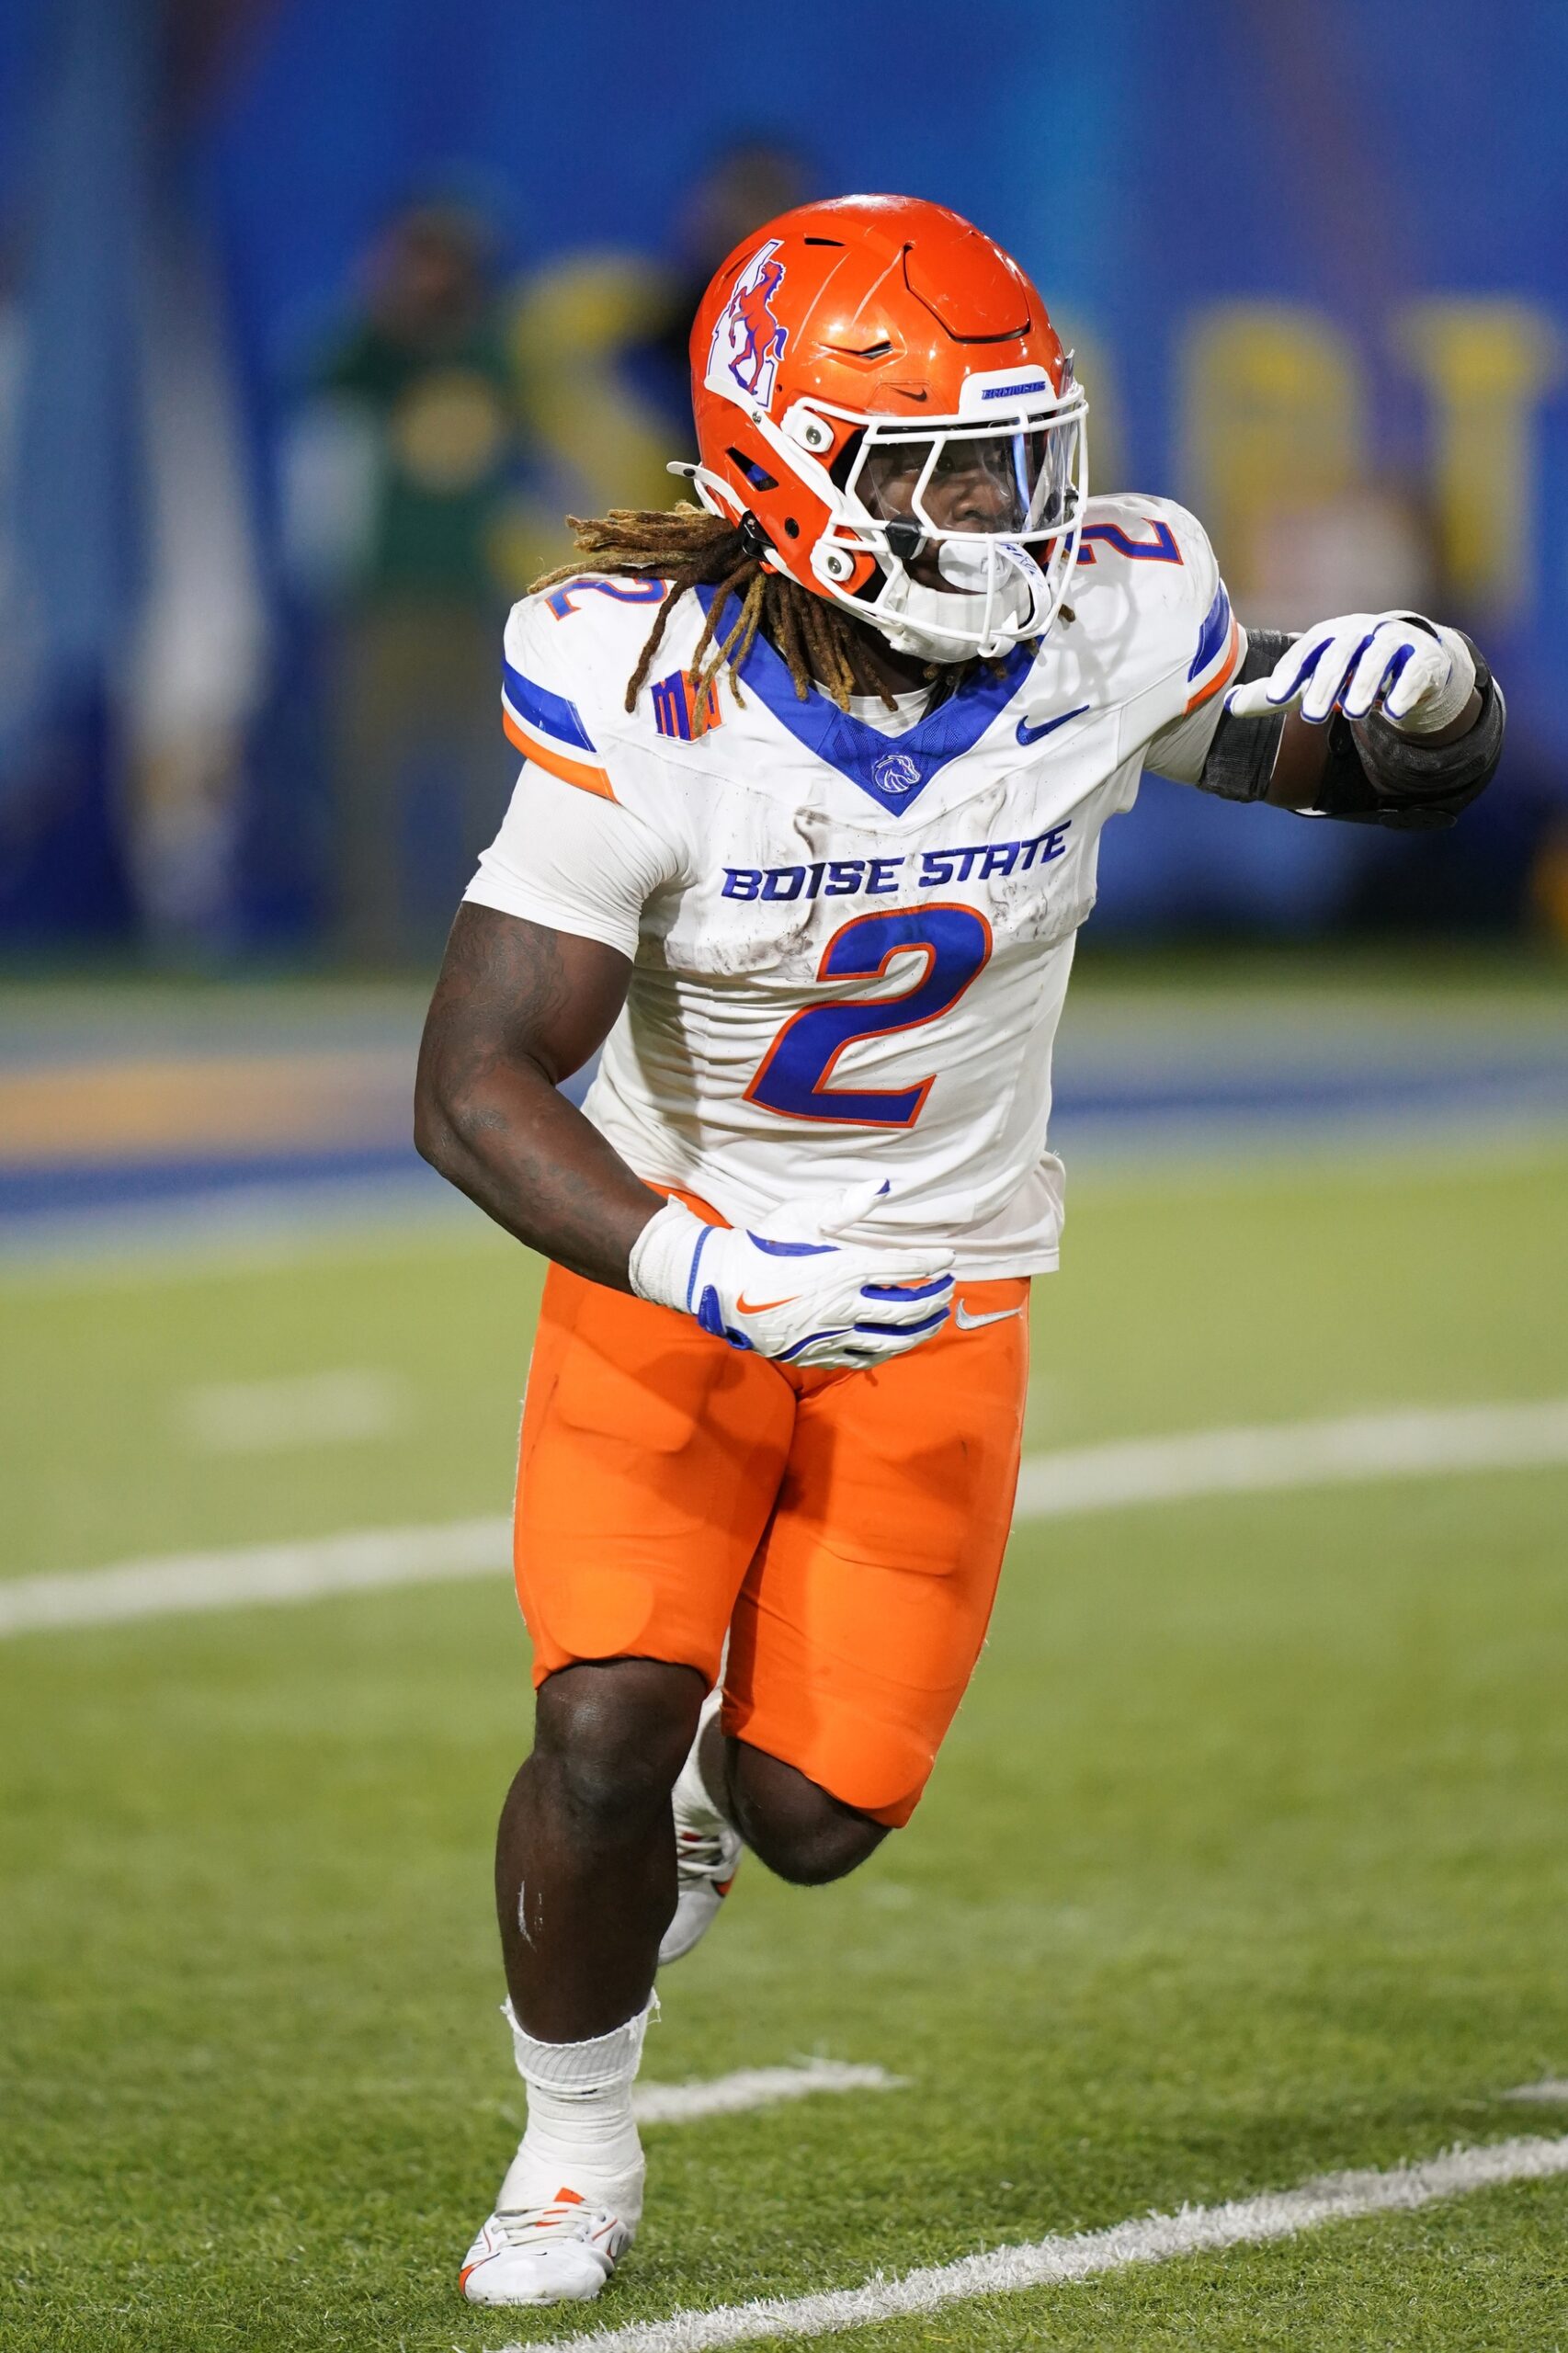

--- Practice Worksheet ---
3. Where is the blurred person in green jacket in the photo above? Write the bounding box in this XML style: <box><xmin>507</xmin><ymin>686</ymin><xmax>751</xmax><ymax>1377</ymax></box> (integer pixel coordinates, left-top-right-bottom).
<box><xmin>285</xmin><ymin>201</ymin><xmax>527</xmax><ymax>962</ymax></box>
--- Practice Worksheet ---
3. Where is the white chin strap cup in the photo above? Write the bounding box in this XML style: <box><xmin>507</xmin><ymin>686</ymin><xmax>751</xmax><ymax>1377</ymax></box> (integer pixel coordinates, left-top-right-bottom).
<box><xmin>871</xmin><ymin>540</ymin><xmax>1051</xmax><ymax>664</ymax></box>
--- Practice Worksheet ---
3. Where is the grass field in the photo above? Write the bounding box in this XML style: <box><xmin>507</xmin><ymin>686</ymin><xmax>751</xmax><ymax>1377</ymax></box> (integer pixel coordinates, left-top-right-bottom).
<box><xmin>3</xmin><ymin>969</ymin><xmax>1568</xmax><ymax>2351</ymax></box>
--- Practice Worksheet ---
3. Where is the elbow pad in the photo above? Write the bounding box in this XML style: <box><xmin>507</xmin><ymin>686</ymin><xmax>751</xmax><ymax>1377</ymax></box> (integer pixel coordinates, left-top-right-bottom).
<box><xmin>1329</xmin><ymin>636</ymin><xmax>1505</xmax><ymax>828</ymax></box>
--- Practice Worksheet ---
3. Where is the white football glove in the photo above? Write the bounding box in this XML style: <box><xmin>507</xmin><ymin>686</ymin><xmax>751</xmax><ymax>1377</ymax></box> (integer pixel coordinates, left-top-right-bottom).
<box><xmin>628</xmin><ymin>1178</ymin><xmax>954</xmax><ymax>1370</ymax></box>
<box><xmin>1224</xmin><ymin>611</ymin><xmax>1476</xmax><ymax>733</ymax></box>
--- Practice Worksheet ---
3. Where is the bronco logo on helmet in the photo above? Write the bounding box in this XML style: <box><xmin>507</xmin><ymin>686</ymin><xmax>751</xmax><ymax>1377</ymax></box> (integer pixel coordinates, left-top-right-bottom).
<box><xmin>707</xmin><ymin>239</ymin><xmax>790</xmax><ymax>411</ymax></box>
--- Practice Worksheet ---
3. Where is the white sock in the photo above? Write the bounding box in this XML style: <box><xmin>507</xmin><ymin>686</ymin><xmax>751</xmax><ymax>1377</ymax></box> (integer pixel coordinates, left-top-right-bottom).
<box><xmin>498</xmin><ymin>1998</ymin><xmax>653</xmax><ymax>2228</ymax></box>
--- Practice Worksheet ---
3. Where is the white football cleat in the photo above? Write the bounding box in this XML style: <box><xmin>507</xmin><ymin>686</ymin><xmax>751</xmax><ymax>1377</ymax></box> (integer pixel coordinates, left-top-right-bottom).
<box><xmin>660</xmin><ymin>1810</ymin><xmax>744</xmax><ymax>1964</ymax></box>
<box><xmin>659</xmin><ymin>1688</ymin><xmax>744</xmax><ymax>1966</ymax></box>
<box><xmin>460</xmin><ymin>2188</ymin><xmax>631</xmax><ymax>2306</ymax></box>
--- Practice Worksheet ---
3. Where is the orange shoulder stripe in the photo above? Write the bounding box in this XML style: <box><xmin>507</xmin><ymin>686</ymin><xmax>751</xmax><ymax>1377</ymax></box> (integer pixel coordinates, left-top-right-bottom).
<box><xmin>1183</xmin><ymin>616</ymin><xmax>1242</xmax><ymax>714</ymax></box>
<box><xmin>502</xmin><ymin>710</ymin><xmax>619</xmax><ymax>801</ymax></box>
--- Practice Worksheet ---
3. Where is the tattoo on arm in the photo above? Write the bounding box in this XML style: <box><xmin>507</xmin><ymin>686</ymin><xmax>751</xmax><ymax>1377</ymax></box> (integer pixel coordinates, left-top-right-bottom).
<box><xmin>415</xmin><ymin>905</ymin><xmax>665</xmax><ymax>1292</ymax></box>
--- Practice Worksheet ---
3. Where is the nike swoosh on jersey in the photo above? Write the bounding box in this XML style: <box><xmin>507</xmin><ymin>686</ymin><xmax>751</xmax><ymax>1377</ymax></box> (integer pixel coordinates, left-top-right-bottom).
<box><xmin>954</xmin><ymin>1300</ymin><xmax>1026</xmax><ymax>1330</ymax></box>
<box><xmin>1016</xmin><ymin>701</ymin><xmax>1090</xmax><ymax>746</ymax></box>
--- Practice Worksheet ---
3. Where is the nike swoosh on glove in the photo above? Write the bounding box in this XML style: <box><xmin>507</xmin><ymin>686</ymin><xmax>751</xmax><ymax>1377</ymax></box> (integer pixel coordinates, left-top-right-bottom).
<box><xmin>627</xmin><ymin>1179</ymin><xmax>954</xmax><ymax>1369</ymax></box>
<box><xmin>1223</xmin><ymin>610</ymin><xmax>1476</xmax><ymax>733</ymax></box>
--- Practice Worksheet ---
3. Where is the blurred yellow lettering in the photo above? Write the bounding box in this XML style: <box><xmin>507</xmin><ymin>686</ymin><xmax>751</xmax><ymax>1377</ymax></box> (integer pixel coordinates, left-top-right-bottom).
<box><xmin>1394</xmin><ymin>299</ymin><xmax>1563</xmax><ymax>619</ymax></box>
<box><xmin>494</xmin><ymin>256</ymin><xmax>683</xmax><ymax>587</ymax></box>
<box><xmin>1178</xmin><ymin>305</ymin><xmax>1368</xmax><ymax>597</ymax></box>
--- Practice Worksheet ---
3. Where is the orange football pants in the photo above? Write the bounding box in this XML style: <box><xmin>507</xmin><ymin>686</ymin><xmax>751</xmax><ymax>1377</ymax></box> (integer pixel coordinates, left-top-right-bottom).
<box><xmin>513</xmin><ymin>1256</ymin><xmax>1030</xmax><ymax>1828</ymax></box>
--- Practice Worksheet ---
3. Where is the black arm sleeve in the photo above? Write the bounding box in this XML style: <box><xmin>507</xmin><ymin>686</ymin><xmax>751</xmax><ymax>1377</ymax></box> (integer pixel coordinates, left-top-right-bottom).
<box><xmin>1194</xmin><ymin>629</ymin><xmax>1506</xmax><ymax>829</ymax></box>
<box><xmin>1189</xmin><ymin>630</ymin><xmax>1291</xmax><ymax>803</ymax></box>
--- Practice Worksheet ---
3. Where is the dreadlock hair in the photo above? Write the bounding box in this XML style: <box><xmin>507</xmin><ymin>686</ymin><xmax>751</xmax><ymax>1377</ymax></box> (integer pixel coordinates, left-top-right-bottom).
<box><xmin>530</xmin><ymin>502</ymin><xmax>997</xmax><ymax>735</ymax></box>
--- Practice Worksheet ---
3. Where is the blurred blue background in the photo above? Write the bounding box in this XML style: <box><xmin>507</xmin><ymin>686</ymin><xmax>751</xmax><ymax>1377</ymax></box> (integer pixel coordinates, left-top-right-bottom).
<box><xmin>2</xmin><ymin>0</ymin><xmax>1566</xmax><ymax>961</ymax></box>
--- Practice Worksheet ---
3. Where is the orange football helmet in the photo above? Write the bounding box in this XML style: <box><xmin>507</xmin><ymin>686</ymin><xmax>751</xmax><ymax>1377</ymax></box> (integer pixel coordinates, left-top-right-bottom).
<box><xmin>687</xmin><ymin>194</ymin><xmax>1086</xmax><ymax>662</ymax></box>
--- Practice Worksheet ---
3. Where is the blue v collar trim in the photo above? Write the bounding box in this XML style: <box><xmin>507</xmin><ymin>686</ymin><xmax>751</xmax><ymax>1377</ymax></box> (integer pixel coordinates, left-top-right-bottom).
<box><xmin>694</xmin><ymin>584</ymin><xmax>1034</xmax><ymax>814</ymax></box>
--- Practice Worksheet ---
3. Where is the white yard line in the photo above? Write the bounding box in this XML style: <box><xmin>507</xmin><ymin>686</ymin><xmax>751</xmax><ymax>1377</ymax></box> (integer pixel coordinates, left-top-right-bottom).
<box><xmin>1011</xmin><ymin>1397</ymin><xmax>1568</xmax><ymax>1518</ymax></box>
<box><xmin>634</xmin><ymin>2061</ymin><xmax>904</xmax><ymax>2127</ymax></box>
<box><xmin>175</xmin><ymin>1368</ymin><xmax>411</xmax><ymax>1454</ymax></box>
<box><xmin>1503</xmin><ymin>2080</ymin><xmax>1568</xmax><ymax>2104</ymax></box>
<box><xmin>495</xmin><ymin>2131</ymin><xmax>1568</xmax><ymax>2353</ymax></box>
<box><xmin>6</xmin><ymin>1396</ymin><xmax>1568</xmax><ymax>1641</ymax></box>
<box><xmin>0</xmin><ymin>1517</ymin><xmax>510</xmax><ymax>1636</ymax></box>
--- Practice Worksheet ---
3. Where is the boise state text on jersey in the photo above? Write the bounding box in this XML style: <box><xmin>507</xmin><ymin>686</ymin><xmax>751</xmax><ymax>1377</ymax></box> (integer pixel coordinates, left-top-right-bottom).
<box><xmin>720</xmin><ymin>823</ymin><xmax>1073</xmax><ymax>901</ymax></box>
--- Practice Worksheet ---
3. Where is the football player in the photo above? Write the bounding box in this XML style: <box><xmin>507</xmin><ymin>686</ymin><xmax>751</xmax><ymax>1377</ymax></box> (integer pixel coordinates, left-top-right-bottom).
<box><xmin>414</xmin><ymin>195</ymin><xmax>1504</xmax><ymax>2307</ymax></box>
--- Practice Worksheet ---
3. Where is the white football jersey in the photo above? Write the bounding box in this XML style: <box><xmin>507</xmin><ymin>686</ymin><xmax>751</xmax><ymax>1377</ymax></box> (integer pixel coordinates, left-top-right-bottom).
<box><xmin>465</xmin><ymin>494</ymin><xmax>1244</xmax><ymax>1278</ymax></box>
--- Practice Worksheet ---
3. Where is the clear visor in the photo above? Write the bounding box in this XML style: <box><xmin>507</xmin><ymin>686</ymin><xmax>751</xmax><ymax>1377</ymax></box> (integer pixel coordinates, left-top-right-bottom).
<box><xmin>848</xmin><ymin>405</ymin><xmax>1083</xmax><ymax>546</ymax></box>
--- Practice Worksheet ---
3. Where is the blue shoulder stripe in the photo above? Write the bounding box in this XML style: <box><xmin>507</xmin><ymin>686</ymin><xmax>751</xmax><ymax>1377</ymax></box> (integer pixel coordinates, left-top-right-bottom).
<box><xmin>1188</xmin><ymin>581</ymin><xmax>1233</xmax><ymax>680</ymax></box>
<box><xmin>502</xmin><ymin>659</ymin><xmax>597</xmax><ymax>753</ymax></box>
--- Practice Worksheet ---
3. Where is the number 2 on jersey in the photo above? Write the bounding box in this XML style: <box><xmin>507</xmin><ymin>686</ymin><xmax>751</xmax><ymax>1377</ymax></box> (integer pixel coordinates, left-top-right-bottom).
<box><xmin>745</xmin><ymin>904</ymin><xmax>992</xmax><ymax>1128</ymax></box>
